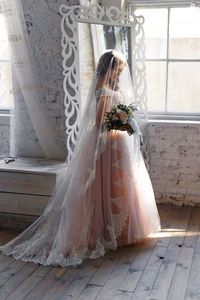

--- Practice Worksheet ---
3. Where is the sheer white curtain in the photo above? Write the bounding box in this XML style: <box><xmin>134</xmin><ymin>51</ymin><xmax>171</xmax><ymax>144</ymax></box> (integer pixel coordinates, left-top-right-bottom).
<box><xmin>1</xmin><ymin>0</ymin><xmax>65</xmax><ymax>160</ymax></box>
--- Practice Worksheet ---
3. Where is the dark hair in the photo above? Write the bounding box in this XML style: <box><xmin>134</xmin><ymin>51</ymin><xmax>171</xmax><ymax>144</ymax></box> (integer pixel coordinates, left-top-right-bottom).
<box><xmin>96</xmin><ymin>50</ymin><xmax>120</xmax><ymax>77</ymax></box>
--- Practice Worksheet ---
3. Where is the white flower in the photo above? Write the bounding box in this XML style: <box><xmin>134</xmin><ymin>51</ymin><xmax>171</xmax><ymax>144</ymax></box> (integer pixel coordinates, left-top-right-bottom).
<box><xmin>118</xmin><ymin>111</ymin><xmax>128</xmax><ymax>124</ymax></box>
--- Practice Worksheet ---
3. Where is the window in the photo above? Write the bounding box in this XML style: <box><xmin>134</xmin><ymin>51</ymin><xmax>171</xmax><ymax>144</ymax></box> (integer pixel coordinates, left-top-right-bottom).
<box><xmin>135</xmin><ymin>7</ymin><xmax>200</xmax><ymax>119</ymax></box>
<box><xmin>0</xmin><ymin>12</ymin><xmax>12</xmax><ymax>111</ymax></box>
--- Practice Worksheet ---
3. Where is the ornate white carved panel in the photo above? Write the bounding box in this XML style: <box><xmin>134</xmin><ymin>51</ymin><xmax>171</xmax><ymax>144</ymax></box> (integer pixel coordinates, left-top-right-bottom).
<box><xmin>60</xmin><ymin>4</ymin><xmax>146</xmax><ymax>161</ymax></box>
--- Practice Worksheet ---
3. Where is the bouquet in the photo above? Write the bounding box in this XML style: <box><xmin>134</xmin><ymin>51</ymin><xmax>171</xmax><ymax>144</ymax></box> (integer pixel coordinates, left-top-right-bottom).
<box><xmin>104</xmin><ymin>103</ymin><xmax>138</xmax><ymax>136</ymax></box>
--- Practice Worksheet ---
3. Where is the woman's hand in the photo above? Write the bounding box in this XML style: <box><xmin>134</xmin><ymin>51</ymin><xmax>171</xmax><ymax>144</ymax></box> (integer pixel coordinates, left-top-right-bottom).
<box><xmin>120</xmin><ymin>124</ymin><xmax>131</xmax><ymax>131</ymax></box>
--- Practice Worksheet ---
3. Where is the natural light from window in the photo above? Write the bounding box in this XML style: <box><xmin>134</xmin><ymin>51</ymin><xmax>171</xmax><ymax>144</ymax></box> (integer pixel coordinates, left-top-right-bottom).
<box><xmin>0</xmin><ymin>13</ymin><xmax>12</xmax><ymax>109</ymax></box>
<box><xmin>135</xmin><ymin>7</ymin><xmax>200</xmax><ymax>117</ymax></box>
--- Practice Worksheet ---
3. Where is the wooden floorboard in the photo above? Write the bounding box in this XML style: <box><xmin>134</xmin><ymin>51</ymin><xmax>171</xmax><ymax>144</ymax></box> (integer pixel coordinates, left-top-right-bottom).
<box><xmin>6</xmin><ymin>265</ymin><xmax>50</xmax><ymax>300</ymax></box>
<box><xmin>131</xmin><ymin>245</ymin><xmax>167</xmax><ymax>299</ymax></box>
<box><xmin>0</xmin><ymin>204</ymin><xmax>200</xmax><ymax>299</ymax></box>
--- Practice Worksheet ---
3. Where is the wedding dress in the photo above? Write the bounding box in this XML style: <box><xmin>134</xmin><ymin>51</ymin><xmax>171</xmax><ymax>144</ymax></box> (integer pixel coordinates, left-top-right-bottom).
<box><xmin>0</xmin><ymin>50</ymin><xmax>160</xmax><ymax>266</ymax></box>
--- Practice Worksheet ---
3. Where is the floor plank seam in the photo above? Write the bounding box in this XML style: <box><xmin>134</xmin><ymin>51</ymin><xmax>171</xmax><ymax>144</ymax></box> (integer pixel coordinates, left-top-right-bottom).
<box><xmin>165</xmin><ymin>206</ymin><xmax>193</xmax><ymax>300</ymax></box>
<box><xmin>149</xmin><ymin>237</ymin><xmax>173</xmax><ymax>299</ymax></box>
<box><xmin>165</xmin><ymin>244</ymin><xmax>185</xmax><ymax>300</ymax></box>
<box><xmin>183</xmin><ymin>225</ymin><xmax>200</xmax><ymax>300</ymax></box>
<box><xmin>21</xmin><ymin>266</ymin><xmax>53</xmax><ymax>300</ymax></box>
<box><xmin>6</xmin><ymin>264</ymin><xmax>41</xmax><ymax>299</ymax></box>
<box><xmin>0</xmin><ymin>261</ymin><xmax>25</xmax><ymax>286</ymax></box>
<box><xmin>129</xmin><ymin>240</ymin><xmax>158</xmax><ymax>299</ymax></box>
<box><xmin>183</xmin><ymin>254</ymin><xmax>195</xmax><ymax>300</ymax></box>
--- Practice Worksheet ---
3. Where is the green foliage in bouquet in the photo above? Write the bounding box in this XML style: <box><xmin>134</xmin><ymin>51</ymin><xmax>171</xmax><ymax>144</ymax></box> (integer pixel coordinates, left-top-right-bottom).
<box><xmin>104</xmin><ymin>103</ymin><xmax>138</xmax><ymax>135</ymax></box>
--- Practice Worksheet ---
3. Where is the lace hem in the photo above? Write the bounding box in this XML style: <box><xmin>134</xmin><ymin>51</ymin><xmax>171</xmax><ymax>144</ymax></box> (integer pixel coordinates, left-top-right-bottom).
<box><xmin>0</xmin><ymin>226</ymin><xmax>160</xmax><ymax>267</ymax></box>
<box><xmin>0</xmin><ymin>238</ymin><xmax>114</xmax><ymax>267</ymax></box>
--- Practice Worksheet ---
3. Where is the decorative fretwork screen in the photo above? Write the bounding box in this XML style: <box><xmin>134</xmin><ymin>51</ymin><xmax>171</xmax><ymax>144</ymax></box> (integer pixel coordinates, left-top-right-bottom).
<box><xmin>60</xmin><ymin>4</ymin><xmax>147</xmax><ymax>161</ymax></box>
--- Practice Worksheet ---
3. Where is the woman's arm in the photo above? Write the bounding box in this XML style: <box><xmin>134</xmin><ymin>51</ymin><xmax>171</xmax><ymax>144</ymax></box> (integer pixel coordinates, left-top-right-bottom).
<box><xmin>96</xmin><ymin>96</ymin><xmax>107</xmax><ymax>129</ymax></box>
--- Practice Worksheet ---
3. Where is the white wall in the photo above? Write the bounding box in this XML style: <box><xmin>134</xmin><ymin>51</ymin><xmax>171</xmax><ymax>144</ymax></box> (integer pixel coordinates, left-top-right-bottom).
<box><xmin>148</xmin><ymin>121</ymin><xmax>200</xmax><ymax>206</ymax></box>
<box><xmin>2</xmin><ymin>119</ymin><xmax>200</xmax><ymax>206</ymax></box>
<box><xmin>0</xmin><ymin>116</ymin><xmax>9</xmax><ymax>159</ymax></box>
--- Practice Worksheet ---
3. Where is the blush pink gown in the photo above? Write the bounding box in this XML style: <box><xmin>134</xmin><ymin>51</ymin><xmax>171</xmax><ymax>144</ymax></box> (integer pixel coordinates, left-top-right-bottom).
<box><xmin>90</xmin><ymin>87</ymin><xmax>160</xmax><ymax>249</ymax></box>
<box><xmin>0</xmin><ymin>86</ymin><xmax>160</xmax><ymax>267</ymax></box>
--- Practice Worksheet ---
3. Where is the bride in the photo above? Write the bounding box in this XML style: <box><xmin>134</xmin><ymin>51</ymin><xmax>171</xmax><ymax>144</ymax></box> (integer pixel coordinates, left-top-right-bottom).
<box><xmin>0</xmin><ymin>49</ymin><xmax>160</xmax><ymax>266</ymax></box>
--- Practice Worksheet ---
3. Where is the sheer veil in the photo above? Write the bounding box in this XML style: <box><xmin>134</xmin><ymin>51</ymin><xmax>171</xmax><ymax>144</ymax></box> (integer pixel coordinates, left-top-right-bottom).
<box><xmin>0</xmin><ymin>50</ymin><xmax>156</xmax><ymax>266</ymax></box>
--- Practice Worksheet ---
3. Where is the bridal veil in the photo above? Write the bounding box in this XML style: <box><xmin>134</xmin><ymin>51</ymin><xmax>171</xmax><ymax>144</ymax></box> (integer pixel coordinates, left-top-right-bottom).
<box><xmin>0</xmin><ymin>50</ymin><xmax>160</xmax><ymax>266</ymax></box>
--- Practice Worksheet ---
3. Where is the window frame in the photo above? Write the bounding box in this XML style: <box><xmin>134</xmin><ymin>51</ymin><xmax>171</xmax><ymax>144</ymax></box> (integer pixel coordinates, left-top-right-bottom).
<box><xmin>136</xmin><ymin>6</ymin><xmax>200</xmax><ymax>121</ymax></box>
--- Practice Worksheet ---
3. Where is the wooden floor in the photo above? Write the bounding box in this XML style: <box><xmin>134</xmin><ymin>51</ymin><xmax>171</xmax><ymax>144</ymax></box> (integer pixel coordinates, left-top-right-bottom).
<box><xmin>0</xmin><ymin>204</ymin><xmax>200</xmax><ymax>300</ymax></box>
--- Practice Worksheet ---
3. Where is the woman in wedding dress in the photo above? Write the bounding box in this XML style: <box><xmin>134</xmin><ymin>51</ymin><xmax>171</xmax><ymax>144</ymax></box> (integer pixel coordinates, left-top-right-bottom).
<box><xmin>0</xmin><ymin>50</ymin><xmax>160</xmax><ymax>266</ymax></box>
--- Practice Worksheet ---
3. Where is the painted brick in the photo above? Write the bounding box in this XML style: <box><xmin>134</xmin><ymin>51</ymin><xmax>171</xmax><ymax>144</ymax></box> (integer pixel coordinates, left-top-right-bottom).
<box><xmin>148</xmin><ymin>121</ymin><xmax>200</xmax><ymax>206</ymax></box>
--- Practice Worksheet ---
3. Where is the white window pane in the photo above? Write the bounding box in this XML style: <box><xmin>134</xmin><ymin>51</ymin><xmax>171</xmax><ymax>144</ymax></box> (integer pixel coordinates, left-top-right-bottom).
<box><xmin>169</xmin><ymin>7</ymin><xmax>200</xmax><ymax>59</ymax></box>
<box><xmin>146</xmin><ymin>61</ymin><xmax>166</xmax><ymax>112</ymax></box>
<box><xmin>0</xmin><ymin>62</ymin><xmax>12</xmax><ymax>108</ymax></box>
<box><xmin>167</xmin><ymin>62</ymin><xmax>200</xmax><ymax>113</ymax></box>
<box><xmin>135</xmin><ymin>9</ymin><xmax>168</xmax><ymax>59</ymax></box>
<box><xmin>0</xmin><ymin>14</ymin><xmax>10</xmax><ymax>60</ymax></box>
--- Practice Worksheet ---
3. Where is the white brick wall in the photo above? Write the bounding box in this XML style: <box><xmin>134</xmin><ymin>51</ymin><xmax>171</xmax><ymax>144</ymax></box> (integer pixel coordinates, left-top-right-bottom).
<box><xmin>0</xmin><ymin>115</ymin><xmax>10</xmax><ymax>159</ymax></box>
<box><xmin>1</xmin><ymin>118</ymin><xmax>200</xmax><ymax>205</ymax></box>
<box><xmin>148</xmin><ymin>121</ymin><xmax>200</xmax><ymax>206</ymax></box>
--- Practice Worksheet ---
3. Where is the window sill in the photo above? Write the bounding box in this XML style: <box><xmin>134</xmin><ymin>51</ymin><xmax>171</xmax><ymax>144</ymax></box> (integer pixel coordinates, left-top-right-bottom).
<box><xmin>1</xmin><ymin>112</ymin><xmax>200</xmax><ymax>126</ymax></box>
<box><xmin>148</xmin><ymin>119</ymin><xmax>200</xmax><ymax>125</ymax></box>
<box><xmin>148</xmin><ymin>113</ymin><xmax>200</xmax><ymax>122</ymax></box>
